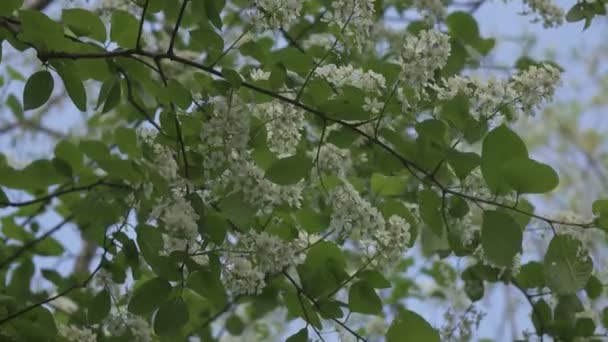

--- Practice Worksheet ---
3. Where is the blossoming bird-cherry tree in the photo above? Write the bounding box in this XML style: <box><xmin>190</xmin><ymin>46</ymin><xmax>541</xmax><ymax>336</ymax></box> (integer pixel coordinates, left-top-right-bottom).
<box><xmin>0</xmin><ymin>0</ymin><xmax>607</xmax><ymax>341</ymax></box>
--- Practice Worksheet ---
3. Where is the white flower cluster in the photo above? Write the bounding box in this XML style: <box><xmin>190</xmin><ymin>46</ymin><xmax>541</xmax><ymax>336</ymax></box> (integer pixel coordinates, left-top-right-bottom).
<box><xmin>433</xmin><ymin>75</ymin><xmax>515</xmax><ymax>121</ymax></box>
<box><xmin>58</xmin><ymin>324</ymin><xmax>97</xmax><ymax>342</ymax></box>
<box><xmin>199</xmin><ymin>98</ymin><xmax>250</xmax><ymax>177</ymax></box>
<box><xmin>314</xmin><ymin>64</ymin><xmax>386</xmax><ymax>93</ymax></box>
<box><xmin>433</xmin><ymin>64</ymin><xmax>561</xmax><ymax>121</ymax></box>
<box><xmin>412</xmin><ymin>0</ymin><xmax>448</xmax><ymax>25</ymax></box>
<box><xmin>152</xmin><ymin>195</ymin><xmax>199</xmax><ymax>241</ymax></box>
<box><xmin>324</xmin><ymin>0</ymin><xmax>376</xmax><ymax>48</ymax></box>
<box><xmin>250</xmin><ymin>68</ymin><xmax>271</xmax><ymax>81</ymax></box>
<box><xmin>520</xmin><ymin>0</ymin><xmax>564</xmax><ymax>28</ymax></box>
<box><xmin>105</xmin><ymin>313</ymin><xmax>152</xmax><ymax>342</ymax></box>
<box><xmin>398</xmin><ymin>30</ymin><xmax>451</xmax><ymax>94</ymax></box>
<box><xmin>252</xmin><ymin>101</ymin><xmax>304</xmax><ymax>157</ymax></box>
<box><xmin>218</xmin><ymin>152</ymin><xmax>304</xmax><ymax>214</ymax></box>
<box><xmin>310</xmin><ymin>143</ymin><xmax>353</xmax><ymax>177</ymax></box>
<box><xmin>223</xmin><ymin>257</ymin><xmax>266</xmax><ymax>295</ymax></box>
<box><xmin>510</xmin><ymin>64</ymin><xmax>562</xmax><ymax>116</ymax></box>
<box><xmin>253</xmin><ymin>0</ymin><xmax>303</xmax><ymax>30</ymax></box>
<box><xmin>302</xmin><ymin>33</ymin><xmax>336</xmax><ymax>50</ymax></box>
<box><xmin>152</xmin><ymin>144</ymin><xmax>179</xmax><ymax>181</ymax></box>
<box><xmin>328</xmin><ymin>181</ymin><xmax>411</xmax><ymax>265</ymax></box>
<box><xmin>223</xmin><ymin>231</ymin><xmax>297</xmax><ymax>295</ymax></box>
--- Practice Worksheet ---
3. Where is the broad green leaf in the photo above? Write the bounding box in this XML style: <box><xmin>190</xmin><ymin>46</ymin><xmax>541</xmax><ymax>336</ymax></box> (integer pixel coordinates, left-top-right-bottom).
<box><xmin>298</xmin><ymin>241</ymin><xmax>348</xmax><ymax>297</ymax></box>
<box><xmin>283</xmin><ymin>291</ymin><xmax>322</xmax><ymax>329</ymax></box>
<box><xmin>88</xmin><ymin>289</ymin><xmax>111</xmax><ymax>324</ymax></box>
<box><xmin>386</xmin><ymin>309</ymin><xmax>440</xmax><ymax>342</ymax></box>
<box><xmin>502</xmin><ymin>158</ymin><xmax>559</xmax><ymax>194</ymax></box>
<box><xmin>447</xmin><ymin>150</ymin><xmax>480</xmax><ymax>180</ymax></box>
<box><xmin>218</xmin><ymin>192</ymin><xmax>255</xmax><ymax>228</ymax></box>
<box><xmin>446</xmin><ymin>12</ymin><xmax>480</xmax><ymax>44</ymax></box>
<box><xmin>418</xmin><ymin>189</ymin><xmax>444</xmax><ymax>237</ymax></box>
<box><xmin>18</xmin><ymin>10</ymin><xmax>65</xmax><ymax>49</ymax></box>
<box><xmin>531</xmin><ymin>299</ymin><xmax>552</xmax><ymax>335</ymax></box>
<box><xmin>371</xmin><ymin>173</ymin><xmax>407</xmax><ymax>196</ymax></box>
<box><xmin>23</xmin><ymin>70</ymin><xmax>53</xmax><ymax>110</ymax></box>
<box><xmin>357</xmin><ymin>270</ymin><xmax>391</xmax><ymax>289</ymax></box>
<box><xmin>225</xmin><ymin>315</ymin><xmax>244</xmax><ymax>335</ymax></box>
<box><xmin>187</xmin><ymin>270</ymin><xmax>227</xmax><ymax>310</ymax></box>
<box><xmin>34</xmin><ymin>237</ymin><xmax>64</xmax><ymax>256</ymax></box>
<box><xmin>566</xmin><ymin>4</ymin><xmax>585</xmax><ymax>22</ymax></box>
<box><xmin>265</xmin><ymin>154</ymin><xmax>312</xmax><ymax>185</ymax></box>
<box><xmin>0</xmin><ymin>0</ymin><xmax>22</xmax><ymax>16</ymax></box>
<box><xmin>153</xmin><ymin>298</ymin><xmax>189</xmax><ymax>336</ymax></box>
<box><xmin>286</xmin><ymin>328</ymin><xmax>308</xmax><ymax>342</ymax></box>
<box><xmin>222</xmin><ymin>68</ymin><xmax>242</xmax><ymax>89</ymax></box>
<box><xmin>62</xmin><ymin>8</ymin><xmax>106</xmax><ymax>42</ymax></box>
<box><xmin>481</xmin><ymin>210</ymin><xmax>522</xmax><ymax>267</ymax></box>
<box><xmin>101</xmin><ymin>79</ymin><xmax>122</xmax><ymax>114</ymax></box>
<box><xmin>54</xmin><ymin>62</ymin><xmax>87</xmax><ymax>111</ymax></box>
<box><xmin>348</xmin><ymin>281</ymin><xmax>383</xmax><ymax>315</ymax></box>
<box><xmin>592</xmin><ymin>199</ymin><xmax>608</xmax><ymax>230</ymax></box>
<box><xmin>128</xmin><ymin>277</ymin><xmax>172</xmax><ymax>315</ymax></box>
<box><xmin>515</xmin><ymin>262</ymin><xmax>545</xmax><ymax>288</ymax></box>
<box><xmin>111</xmin><ymin>10</ymin><xmax>138</xmax><ymax>48</ymax></box>
<box><xmin>544</xmin><ymin>235</ymin><xmax>593</xmax><ymax>294</ymax></box>
<box><xmin>272</xmin><ymin>47</ymin><xmax>313</xmax><ymax>75</ymax></box>
<box><xmin>481</xmin><ymin>125</ymin><xmax>528</xmax><ymax>194</ymax></box>
<box><xmin>585</xmin><ymin>275</ymin><xmax>603</xmax><ymax>299</ymax></box>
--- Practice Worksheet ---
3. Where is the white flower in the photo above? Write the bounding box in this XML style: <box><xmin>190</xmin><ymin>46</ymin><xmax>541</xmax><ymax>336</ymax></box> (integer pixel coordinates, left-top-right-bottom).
<box><xmin>253</xmin><ymin>0</ymin><xmax>303</xmax><ymax>30</ymax></box>
<box><xmin>223</xmin><ymin>257</ymin><xmax>266</xmax><ymax>295</ymax></box>
<box><xmin>233</xmin><ymin>231</ymin><xmax>298</xmax><ymax>273</ymax></box>
<box><xmin>520</xmin><ymin>0</ymin><xmax>564</xmax><ymax>28</ymax></box>
<box><xmin>324</xmin><ymin>0</ymin><xmax>376</xmax><ymax>48</ymax></box>
<box><xmin>510</xmin><ymin>64</ymin><xmax>561</xmax><ymax>116</ymax></box>
<box><xmin>412</xmin><ymin>0</ymin><xmax>448</xmax><ymax>24</ymax></box>
<box><xmin>58</xmin><ymin>324</ymin><xmax>97</xmax><ymax>342</ymax></box>
<box><xmin>398</xmin><ymin>29</ymin><xmax>451</xmax><ymax>95</ymax></box>
<box><xmin>314</xmin><ymin>64</ymin><xmax>386</xmax><ymax>93</ymax></box>
<box><xmin>250</xmin><ymin>68</ymin><xmax>271</xmax><ymax>81</ymax></box>
<box><xmin>252</xmin><ymin>101</ymin><xmax>304</xmax><ymax>157</ymax></box>
<box><xmin>153</xmin><ymin>195</ymin><xmax>199</xmax><ymax>240</ymax></box>
<box><xmin>363</xmin><ymin>97</ymin><xmax>384</xmax><ymax>114</ymax></box>
<box><xmin>310</xmin><ymin>143</ymin><xmax>353</xmax><ymax>177</ymax></box>
<box><xmin>152</xmin><ymin>144</ymin><xmax>179</xmax><ymax>181</ymax></box>
<box><xmin>105</xmin><ymin>313</ymin><xmax>152</xmax><ymax>342</ymax></box>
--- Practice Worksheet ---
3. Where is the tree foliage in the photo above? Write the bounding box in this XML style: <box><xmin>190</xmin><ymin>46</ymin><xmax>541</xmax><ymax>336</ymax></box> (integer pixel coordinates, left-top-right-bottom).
<box><xmin>0</xmin><ymin>0</ymin><xmax>607</xmax><ymax>341</ymax></box>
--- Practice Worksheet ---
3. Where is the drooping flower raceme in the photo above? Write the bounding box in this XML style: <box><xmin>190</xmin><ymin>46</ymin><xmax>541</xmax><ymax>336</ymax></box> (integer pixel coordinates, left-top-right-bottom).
<box><xmin>252</xmin><ymin>100</ymin><xmax>304</xmax><ymax>157</ymax></box>
<box><xmin>223</xmin><ymin>230</ymin><xmax>298</xmax><ymax>295</ymax></box>
<box><xmin>510</xmin><ymin>64</ymin><xmax>562</xmax><ymax>116</ymax></box>
<box><xmin>328</xmin><ymin>181</ymin><xmax>411</xmax><ymax>265</ymax></box>
<box><xmin>324</xmin><ymin>0</ymin><xmax>376</xmax><ymax>48</ymax></box>
<box><xmin>152</xmin><ymin>195</ymin><xmax>199</xmax><ymax>241</ymax></box>
<box><xmin>310</xmin><ymin>143</ymin><xmax>353</xmax><ymax>177</ymax></box>
<box><xmin>58</xmin><ymin>324</ymin><xmax>97</xmax><ymax>342</ymax></box>
<box><xmin>253</xmin><ymin>0</ymin><xmax>303</xmax><ymax>30</ymax></box>
<box><xmin>105</xmin><ymin>313</ymin><xmax>152</xmax><ymax>342</ymax></box>
<box><xmin>398</xmin><ymin>29</ymin><xmax>451</xmax><ymax>95</ymax></box>
<box><xmin>520</xmin><ymin>0</ymin><xmax>565</xmax><ymax>28</ymax></box>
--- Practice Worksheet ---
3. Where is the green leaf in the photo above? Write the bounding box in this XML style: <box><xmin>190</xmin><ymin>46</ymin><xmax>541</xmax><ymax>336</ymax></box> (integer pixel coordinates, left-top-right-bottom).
<box><xmin>62</xmin><ymin>8</ymin><xmax>106</xmax><ymax>42</ymax></box>
<box><xmin>592</xmin><ymin>199</ymin><xmax>608</xmax><ymax>230</ymax></box>
<box><xmin>566</xmin><ymin>4</ymin><xmax>585</xmax><ymax>22</ymax></box>
<box><xmin>585</xmin><ymin>275</ymin><xmax>603</xmax><ymax>299</ymax></box>
<box><xmin>446</xmin><ymin>12</ymin><xmax>480</xmax><ymax>44</ymax></box>
<box><xmin>283</xmin><ymin>291</ymin><xmax>322</xmax><ymax>329</ymax></box>
<box><xmin>386</xmin><ymin>309</ymin><xmax>440</xmax><ymax>342</ymax></box>
<box><xmin>225</xmin><ymin>315</ymin><xmax>244</xmax><ymax>335</ymax></box>
<box><xmin>187</xmin><ymin>270</ymin><xmax>227</xmax><ymax>310</ymax></box>
<box><xmin>481</xmin><ymin>125</ymin><xmax>528</xmax><ymax>194</ymax></box>
<box><xmin>298</xmin><ymin>241</ymin><xmax>348</xmax><ymax>298</ymax></box>
<box><xmin>23</xmin><ymin>70</ymin><xmax>53</xmax><ymax>110</ymax></box>
<box><xmin>218</xmin><ymin>192</ymin><xmax>255</xmax><ymax>228</ymax></box>
<box><xmin>531</xmin><ymin>299</ymin><xmax>552</xmax><ymax>335</ymax></box>
<box><xmin>111</xmin><ymin>10</ymin><xmax>139</xmax><ymax>48</ymax></box>
<box><xmin>515</xmin><ymin>262</ymin><xmax>545</xmax><ymax>288</ymax></box>
<box><xmin>128</xmin><ymin>277</ymin><xmax>172</xmax><ymax>315</ymax></box>
<box><xmin>371</xmin><ymin>173</ymin><xmax>407</xmax><ymax>196</ymax></box>
<box><xmin>222</xmin><ymin>68</ymin><xmax>242</xmax><ymax>89</ymax></box>
<box><xmin>54</xmin><ymin>62</ymin><xmax>87</xmax><ymax>111</ymax></box>
<box><xmin>0</xmin><ymin>0</ymin><xmax>22</xmax><ymax>16</ymax></box>
<box><xmin>501</xmin><ymin>158</ymin><xmax>559</xmax><ymax>194</ymax></box>
<box><xmin>101</xmin><ymin>80</ymin><xmax>122</xmax><ymax>114</ymax></box>
<box><xmin>544</xmin><ymin>235</ymin><xmax>593</xmax><ymax>295</ymax></box>
<box><xmin>88</xmin><ymin>289</ymin><xmax>111</xmax><ymax>324</ymax></box>
<box><xmin>481</xmin><ymin>210</ymin><xmax>522</xmax><ymax>267</ymax></box>
<box><xmin>418</xmin><ymin>189</ymin><xmax>444</xmax><ymax>237</ymax></box>
<box><xmin>272</xmin><ymin>47</ymin><xmax>313</xmax><ymax>75</ymax></box>
<box><xmin>265</xmin><ymin>154</ymin><xmax>312</xmax><ymax>185</ymax></box>
<box><xmin>357</xmin><ymin>270</ymin><xmax>391</xmax><ymax>289</ymax></box>
<box><xmin>0</xmin><ymin>187</ymin><xmax>8</xmax><ymax>207</ymax></box>
<box><xmin>286</xmin><ymin>328</ymin><xmax>308</xmax><ymax>342</ymax></box>
<box><xmin>154</xmin><ymin>298</ymin><xmax>189</xmax><ymax>336</ymax></box>
<box><xmin>447</xmin><ymin>150</ymin><xmax>480</xmax><ymax>180</ymax></box>
<box><xmin>348</xmin><ymin>281</ymin><xmax>383</xmax><ymax>315</ymax></box>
